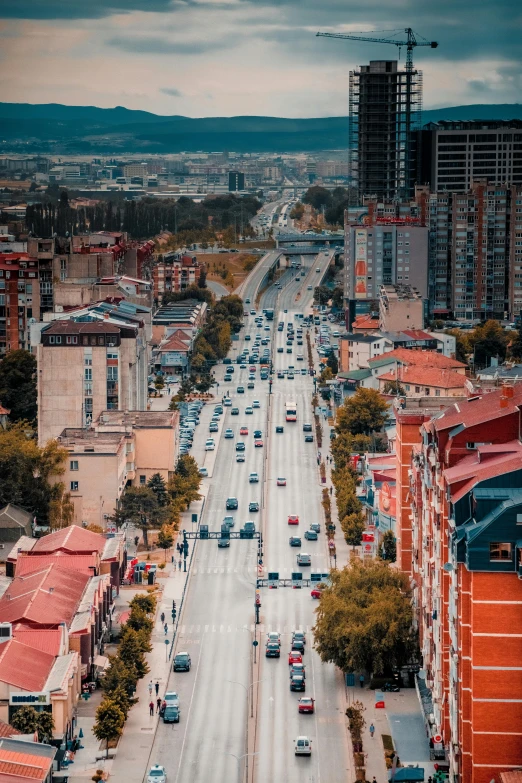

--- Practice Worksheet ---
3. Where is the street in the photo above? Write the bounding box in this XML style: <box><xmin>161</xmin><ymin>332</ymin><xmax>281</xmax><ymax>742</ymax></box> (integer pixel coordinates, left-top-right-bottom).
<box><xmin>148</xmin><ymin>249</ymin><xmax>350</xmax><ymax>782</ymax></box>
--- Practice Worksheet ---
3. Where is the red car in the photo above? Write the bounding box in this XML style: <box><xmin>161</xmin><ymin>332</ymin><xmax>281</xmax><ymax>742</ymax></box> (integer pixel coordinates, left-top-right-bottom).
<box><xmin>311</xmin><ymin>587</ymin><xmax>323</xmax><ymax>599</ymax></box>
<box><xmin>254</xmin><ymin>440</ymin><xmax>263</xmax><ymax>448</ymax></box>
<box><xmin>298</xmin><ymin>697</ymin><xmax>315</xmax><ymax>714</ymax></box>
<box><xmin>240</xmin><ymin>426</ymin><xmax>249</xmax><ymax>435</ymax></box>
<box><xmin>288</xmin><ymin>650</ymin><xmax>303</xmax><ymax>665</ymax></box>
<box><xmin>288</xmin><ymin>514</ymin><xmax>299</xmax><ymax>525</ymax></box>
<box><xmin>249</xmin><ymin>366</ymin><xmax>256</xmax><ymax>373</ymax></box>
<box><xmin>277</xmin><ymin>477</ymin><xmax>287</xmax><ymax>487</ymax></box>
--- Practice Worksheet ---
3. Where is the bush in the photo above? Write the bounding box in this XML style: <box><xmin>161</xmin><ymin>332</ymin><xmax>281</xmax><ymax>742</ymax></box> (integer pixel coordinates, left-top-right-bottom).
<box><xmin>382</xmin><ymin>734</ymin><xmax>395</xmax><ymax>752</ymax></box>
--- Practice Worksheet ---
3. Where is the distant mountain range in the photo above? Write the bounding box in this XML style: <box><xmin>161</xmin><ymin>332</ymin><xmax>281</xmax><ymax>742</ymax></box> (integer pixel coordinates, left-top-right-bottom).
<box><xmin>1</xmin><ymin>102</ymin><xmax>522</xmax><ymax>154</ymax></box>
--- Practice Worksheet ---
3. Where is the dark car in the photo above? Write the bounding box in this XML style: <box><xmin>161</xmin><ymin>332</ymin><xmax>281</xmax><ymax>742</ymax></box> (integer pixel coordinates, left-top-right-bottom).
<box><xmin>310</xmin><ymin>523</ymin><xmax>320</xmax><ymax>534</ymax></box>
<box><xmin>163</xmin><ymin>704</ymin><xmax>180</xmax><ymax>723</ymax></box>
<box><xmin>290</xmin><ymin>675</ymin><xmax>305</xmax><ymax>692</ymax></box>
<box><xmin>276</xmin><ymin>425</ymin><xmax>284</xmax><ymax>433</ymax></box>
<box><xmin>218</xmin><ymin>536</ymin><xmax>230</xmax><ymax>548</ymax></box>
<box><xmin>249</xmin><ymin>501</ymin><xmax>260</xmax><ymax>512</ymax></box>
<box><xmin>303</xmin><ymin>423</ymin><xmax>312</xmax><ymax>432</ymax></box>
<box><xmin>235</xmin><ymin>442</ymin><xmax>246</xmax><ymax>452</ymax></box>
<box><xmin>304</xmin><ymin>434</ymin><xmax>314</xmax><ymax>443</ymax></box>
<box><xmin>231</xmin><ymin>407</ymin><xmax>239</xmax><ymax>415</ymax></box>
<box><xmin>291</xmin><ymin>639</ymin><xmax>305</xmax><ymax>653</ymax></box>
<box><xmin>254</xmin><ymin>430</ymin><xmax>262</xmax><ymax>438</ymax></box>
<box><xmin>265</xmin><ymin>643</ymin><xmax>281</xmax><ymax>658</ymax></box>
<box><xmin>173</xmin><ymin>652</ymin><xmax>191</xmax><ymax>672</ymax></box>
<box><xmin>226</xmin><ymin>497</ymin><xmax>238</xmax><ymax>510</ymax></box>
<box><xmin>289</xmin><ymin>536</ymin><xmax>302</xmax><ymax>547</ymax></box>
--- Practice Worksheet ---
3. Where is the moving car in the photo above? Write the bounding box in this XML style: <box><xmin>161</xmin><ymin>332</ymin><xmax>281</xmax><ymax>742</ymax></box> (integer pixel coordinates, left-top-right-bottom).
<box><xmin>148</xmin><ymin>765</ymin><xmax>168</xmax><ymax>782</ymax></box>
<box><xmin>298</xmin><ymin>697</ymin><xmax>314</xmax><ymax>714</ymax></box>
<box><xmin>249</xmin><ymin>501</ymin><xmax>259</xmax><ymax>512</ymax></box>
<box><xmin>223</xmin><ymin>516</ymin><xmax>235</xmax><ymax>528</ymax></box>
<box><xmin>247</xmin><ymin>382</ymin><xmax>255</xmax><ymax>389</ymax></box>
<box><xmin>267</xmin><ymin>631</ymin><xmax>281</xmax><ymax>644</ymax></box>
<box><xmin>265</xmin><ymin>642</ymin><xmax>281</xmax><ymax>658</ymax></box>
<box><xmin>198</xmin><ymin>467</ymin><xmax>208</xmax><ymax>477</ymax></box>
<box><xmin>218</xmin><ymin>536</ymin><xmax>230</xmax><ymax>548</ymax></box>
<box><xmin>163</xmin><ymin>705</ymin><xmax>180</xmax><ymax>723</ymax></box>
<box><xmin>297</xmin><ymin>553</ymin><xmax>311</xmax><ymax>566</ymax></box>
<box><xmin>226</xmin><ymin>497</ymin><xmax>238</xmax><ymax>510</ymax></box>
<box><xmin>276</xmin><ymin>425</ymin><xmax>284</xmax><ymax>433</ymax></box>
<box><xmin>231</xmin><ymin>407</ymin><xmax>239</xmax><ymax>415</ymax></box>
<box><xmin>311</xmin><ymin>587</ymin><xmax>323</xmax><ymax>599</ymax></box>
<box><xmin>224</xmin><ymin>428</ymin><xmax>234</xmax><ymax>439</ymax></box>
<box><xmin>252</xmin><ymin>400</ymin><xmax>260</xmax><ymax>408</ymax></box>
<box><xmin>249</xmin><ymin>472</ymin><xmax>259</xmax><ymax>483</ymax></box>
<box><xmin>254</xmin><ymin>439</ymin><xmax>263</xmax><ymax>448</ymax></box>
<box><xmin>173</xmin><ymin>652</ymin><xmax>191</xmax><ymax>672</ymax></box>
<box><xmin>277</xmin><ymin>477</ymin><xmax>287</xmax><ymax>487</ymax></box>
<box><xmin>240</xmin><ymin>426</ymin><xmax>249</xmax><ymax>435</ymax></box>
<box><xmin>289</xmin><ymin>536</ymin><xmax>301</xmax><ymax>547</ymax></box>
<box><xmin>277</xmin><ymin>347</ymin><xmax>284</xmax><ymax>353</ymax></box>
<box><xmin>291</xmin><ymin>638</ymin><xmax>305</xmax><ymax>653</ymax></box>
<box><xmin>310</xmin><ymin>523</ymin><xmax>320</xmax><ymax>534</ymax></box>
<box><xmin>205</xmin><ymin>439</ymin><xmax>215</xmax><ymax>451</ymax></box>
<box><xmin>290</xmin><ymin>675</ymin><xmax>305</xmax><ymax>692</ymax></box>
<box><xmin>236</xmin><ymin>453</ymin><xmax>245</xmax><ymax>463</ymax></box>
<box><xmin>290</xmin><ymin>662</ymin><xmax>306</xmax><ymax>679</ymax></box>
<box><xmin>304</xmin><ymin>529</ymin><xmax>318</xmax><ymax>541</ymax></box>
<box><xmin>294</xmin><ymin>736</ymin><xmax>312</xmax><ymax>755</ymax></box>
<box><xmin>237</xmin><ymin>386</ymin><xmax>245</xmax><ymax>394</ymax></box>
<box><xmin>254</xmin><ymin>430</ymin><xmax>262</xmax><ymax>438</ymax></box>
<box><xmin>292</xmin><ymin>630</ymin><xmax>306</xmax><ymax>646</ymax></box>
<box><xmin>288</xmin><ymin>650</ymin><xmax>302</xmax><ymax>665</ymax></box>
<box><xmin>245</xmin><ymin>406</ymin><xmax>253</xmax><ymax>415</ymax></box>
<box><xmin>304</xmin><ymin>434</ymin><xmax>314</xmax><ymax>443</ymax></box>
<box><xmin>209</xmin><ymin>422</ymin><xmax>218</xmax><ymax>433</ymax></box>
<box><xmin>235</xmin><ymin>442</ymin><xmax>245</xmax><ymax>451</ymax></box>
<box><xmin>303</xmin><ymin>423</ymin><xmax>312</xmax><ymax>432</ymax></box>
<box><xmin>288</xmin><ymin>514</ymin><xmax>299</xmax><ymax>525</ymax></box>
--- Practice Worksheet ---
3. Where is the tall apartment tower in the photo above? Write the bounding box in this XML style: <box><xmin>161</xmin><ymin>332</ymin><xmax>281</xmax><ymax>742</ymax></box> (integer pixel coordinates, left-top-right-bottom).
<box><xmin>349</xmin><ymin>60</ymin><xmax>423</xmax><ymax>201</ymax></box>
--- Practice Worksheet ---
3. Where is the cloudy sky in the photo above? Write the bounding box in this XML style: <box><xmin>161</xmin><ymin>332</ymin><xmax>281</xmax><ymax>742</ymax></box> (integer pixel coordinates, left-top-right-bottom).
<box><xmin>0</xmin><ymin>0</ymin><xmax>520</xmax><ymax>117</ymax></box>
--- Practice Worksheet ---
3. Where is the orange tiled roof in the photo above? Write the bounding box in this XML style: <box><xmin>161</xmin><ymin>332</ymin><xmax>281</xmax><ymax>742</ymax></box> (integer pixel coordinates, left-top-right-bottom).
<box><xmin>160</xmin><ymin>335</ymin><xmax>189</xmax><ymax>353</ymax></box>
<box><xmin>16</xmin><ymin>553</ymin><xmax>98</xmax><ymax>578</ymax></box>
<box><xmin>352</xmin><ymin>315</ymin><xmax>379</xmax><ymax>329</ymax></box>
<box><xmin>369</xmin><ymin>347</ymin><xmax>466</xmax><ymax>370</ymax></box>
<box><xmin>0</xmin><ymin>722</ymin><xmax>21</xmax><ymax>739</ymax></box>
<box><xmin>431</xmin><ymin>384</ymin><xmax>522</xmax><ymax>432</ymax></box>
<box><xmin>31</xmin><ymin>525</ymin><xmax>106</xmax><ymax>555</ymax></box>
<box><xmin>0</xmin><ymin>750</ymin><xmax>50</xmax><ymax>781</ymax></box>
<box><xmin>12</xmin><ymin>626</ymin><xmax>63</xmax><ymax>656</ymax></box>
<box><xmin>379</xmin><ymin>366</ymin><xmax>468</xmax><ymax>389</ymax></box>
<box><xmin>0</xmin><ymin>639</ymin><xmax>55</xmax><ymax>690</ymax></box>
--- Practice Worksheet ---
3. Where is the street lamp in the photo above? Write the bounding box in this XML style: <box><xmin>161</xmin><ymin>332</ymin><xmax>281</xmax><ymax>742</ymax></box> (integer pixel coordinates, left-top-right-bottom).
<box><xmin>226</xmin><ymin>678</ymin><xmax>266</xmax><ymax>718</ymax></box>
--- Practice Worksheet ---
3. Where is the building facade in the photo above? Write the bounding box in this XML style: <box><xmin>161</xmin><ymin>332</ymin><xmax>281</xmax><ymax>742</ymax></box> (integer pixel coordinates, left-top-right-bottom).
<box><xmin>152</xmin><ymin>254</ymin><xmax>205</xmax><ymax>299</ymax></box>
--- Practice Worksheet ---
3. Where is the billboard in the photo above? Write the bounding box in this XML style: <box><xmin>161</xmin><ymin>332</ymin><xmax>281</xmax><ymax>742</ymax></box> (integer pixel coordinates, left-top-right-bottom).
<box><xmin>379</xmin><ymin>482</ymin><xmax>396</xmax><ymax>518</ymax></box>
<box><xmin>354</xmin><ymin>229</ymin><xmax>367</xmax><ymax>299</ymax></box>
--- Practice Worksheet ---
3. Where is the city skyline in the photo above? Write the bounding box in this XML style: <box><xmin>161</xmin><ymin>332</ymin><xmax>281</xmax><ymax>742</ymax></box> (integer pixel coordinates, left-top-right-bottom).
<box><xmin>0</xmin><ymin>0</ymin><xmax>520</xmax><ymax>118</ymax></box>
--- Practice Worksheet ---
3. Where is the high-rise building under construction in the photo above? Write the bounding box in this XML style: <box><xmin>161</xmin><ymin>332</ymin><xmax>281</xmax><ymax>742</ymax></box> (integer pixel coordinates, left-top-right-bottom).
<box><xmin>349</xmin><ymin>60</ymin><xmax>422</xmax><ymax>201</ymax></box>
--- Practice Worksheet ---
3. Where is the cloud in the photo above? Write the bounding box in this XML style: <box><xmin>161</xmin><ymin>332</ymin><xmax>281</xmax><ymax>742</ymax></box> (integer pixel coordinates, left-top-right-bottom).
<box><xmin>161</xmin><ymin>87</ymin><xmax>183</xmax><ymax>96</ymax></box>
<box><xmin>467</xmin><ymin>79</ymin><xmax>494</xmax><ymax>95</ymax></box>
<box><xmin>108</xmin><ymin>34</ymin><xmax>226</xmax><ymax>54</ymax></box>
<box><xmin>0</xmin><ymin>0</ymin><xmax>176</xmax><ymax>20</ymax></box>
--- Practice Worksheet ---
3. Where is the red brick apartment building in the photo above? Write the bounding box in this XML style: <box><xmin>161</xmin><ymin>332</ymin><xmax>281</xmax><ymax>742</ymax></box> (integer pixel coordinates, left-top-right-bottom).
<box><xmin>152</xmin><ymin>253</ymin><xmax>205</xmax><ymax>299</ymax></box>
<box><xmin>398</xmin><ymin>386</ymin><xmax>522</xmax><ymax>782</ymax></box>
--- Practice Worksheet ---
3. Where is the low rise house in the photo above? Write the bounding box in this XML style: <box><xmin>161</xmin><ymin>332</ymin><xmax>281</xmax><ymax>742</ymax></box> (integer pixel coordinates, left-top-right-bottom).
<box><xmin>0</xmin><ymin>506</ymin><xmax>32</xmax><ymax>561</ymax></box>
<box><xmin>0</xmin><ymin>737</ymin><xmax>57</xmax><ymax>783</ymax></box>
<box><xmin>378</xmin><ymin>365</ymin><xmax>469</xmax><ymax>398</ymax></box>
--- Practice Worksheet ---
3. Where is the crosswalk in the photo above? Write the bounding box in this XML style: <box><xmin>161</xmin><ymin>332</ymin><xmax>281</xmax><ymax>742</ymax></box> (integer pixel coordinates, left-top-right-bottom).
<box><xmin>176</xmin><ymin>623</ymin><xmax>314</xmax><ymax>635</ymax></box>
<box><xmin>190</xmin><ymin>566</ymin><xmax>327</xmax><ymax>575</ymax></box>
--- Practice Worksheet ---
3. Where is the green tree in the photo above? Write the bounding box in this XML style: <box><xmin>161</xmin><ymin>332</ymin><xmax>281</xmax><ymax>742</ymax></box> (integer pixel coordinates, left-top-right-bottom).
<box><xmin>508</xmin><ymin>329</ymin><xmax>522</xmax><ymax>361</ymax></box>
<box><xmin>194</xmin><ymin>372</ymin><xmax>215</xmax><ymax>393</ymax></box>
<box><xmin>126</xmin><ymin>607</ymin><xmax>153</xmax><ymax>636</ymax></box>
<box><xmin>0</xmin><ymin>349</ymin><xmax>37</xmax><ymax>423</ymax></box>
<box><xmin>154</xmin><ymin>375</ymin><xmax>165</xmax><ymax>391</ymax></box>
<box><xmin>118</xmin><ymin>627</ymin><xmax>149</xmax><ymax>679</ymax></box>
<box><xmin>331</xmin><ymin>286</ymin><xmax>344</xmax><ymax>308</ymax></box>
<box><xmin>102</xmin><ymin>656</ymin><xmax>138</xmax><ymax>699</ymax></box>
<box><xmin>157</xmin><ymin>524</ymin><xmax>174</xmax><ymax>561</ymax></box>
<box><xmin>314</xmin><ymin>559</ymin><xmax>417</xmax><ymax>676</ymax></box>
<box><xmin>198</xmin><ymin>266</ymin><xmax>207</xmax><ymax>288</ymax></box>
<box><xmin>469</xmin><ymin>320</ymin><xmax>509</xmax><ymax>368</ymax></box>
<box><xmin>147</xmin><ymin>473</ymin><xmax>169</xmax><ymax>507</ymax></box>
<box><xmin>380</xmin><ymin>530</ymin><xmax>397</xmax><ymax>563</ymax></box>
<box><xmin>336</xmin><ymin>388</ymin><xmax>389</xmax><ymax>436</ymax></box>
<box><xmin>168</xmin><ymin>455</ymin><xmax>201</xmax><ymax>511</ymax></box>
<box><xmin>119</xmin><ymin>486</ymin><xmax>171</xmax><ymax>546</ymax></box>
<box><xmin>92</xmin><ymin>699</ymin><xmax>125</xmax><ymax>758</ymax></box>
<box><xmin>341</xmin><ymin>510</ymin><xmax>366</xmax><ymax>549</ymax></box>
<box><xmin>320</xmin><ymin>366</ymin><xmax>333</xmax><ymax>383</ymax></box>
<box><xmin>313</xmin><ymin>286</ymin><xmax>331</xmax><ymax>306</ymax></box>
<box><xmin>129</xmin><ymin>593</ymin><xmax>157</xmax><ymax>615</ymax></box>
<box><xmin>303</xmin><ymin>186</ymin><xmax>332</xmax><ymax>211</ymax></box>
<box><xmin>10</xmin><ymin>706</ymin><xmax>55</xmax><ymax>742</ymax></box>
<box><xmin>326</xmin><ymin>353</ymin><xmax>339</xmax><ymax>375</ymax></box>
<box><xmin>382</xmin><ymin>379</ymin><xmax>405</xmax><ymax>396</ymax></box>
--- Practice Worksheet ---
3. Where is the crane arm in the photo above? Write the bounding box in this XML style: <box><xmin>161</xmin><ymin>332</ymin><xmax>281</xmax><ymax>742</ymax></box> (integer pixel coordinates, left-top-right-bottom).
<box><xmin>316</xmin><ymin>32</ymin><xmax>437</xmax><ymax>48</ymax></box>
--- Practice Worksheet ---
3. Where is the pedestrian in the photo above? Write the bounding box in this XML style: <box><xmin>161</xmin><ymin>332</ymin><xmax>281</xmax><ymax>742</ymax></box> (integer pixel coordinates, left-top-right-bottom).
<box><xmin>428</xmin><ymin>777</ymin><xmax>433</xmax><ymax>783</ymax></box>
<box><xmin>173</xmin><ymin>559</ymin><xmax>177</xmax><ymax>571</ymax></box>
<box><xmin>155</xmin><ymin>681</ymin><xmax>159</xmax><ymax>696</ymax></box>
<box><xmin>372</xmin><ymin>778</ymin><xmax>377</xmax><ymax>783</ymax></box>
<box><xmin>148</xmin><ymin>680</ymin><xmax>153</xmax><ymax>697</ymax></box>
<box><xmin>160</xmin><ymin>611</ymin><xmax>165</xmax><ymax>623</ymax></box>
<box><xmin>134</xmin><ymin>535</ymin><xmax>139</xmax><ymax>548</ymax></box>
<box><xmin>178</xmin><ymin>558</ymin><xmax>182</xmax><ymax>570</ymax></box>
<box><xmin>149</xmin><ymin>701</ymin><xmax>154</xmax><ymax>716</ymax></box>
<box><xmin>359</xmin><ymin>674</ymin><xmax>365</xmax><ymax>689</ymax></box>
<box><xmin>330</xmin><ymin>486</ymin><xmax>333</xmax><ymax>496</ymax></box>
<box><xmin>164</xmin><ymin>623</ymin><xmax>168</xmax><ymax>635</ymax></box>
<box><xmin>156</xmin><ymin>697</ymin><xmax>162</xmax><ymax>713</ymax></box>
<box><xmin>369</xmin><ymin>722</ymin><xmax>375</xmax><ymax>738</ymax></box>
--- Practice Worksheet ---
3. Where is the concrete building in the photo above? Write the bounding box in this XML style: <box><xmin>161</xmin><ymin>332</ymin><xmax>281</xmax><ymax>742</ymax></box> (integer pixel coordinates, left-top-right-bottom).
<box><xmin>344</xmin><ymin>221</ymin><xmax>429</xmax><ymax>310</ymax></box>
<box><xmin>54</xmin><ymin>409</ymin><xmax>178</xmax><ymax>526</ymax></box>
<box><xmin>378</xmin><ymin>365</ymin><xmax>469</xmax><ymax>397</ymax></box>
<box><xmin>417</xmin><ymin>120</ymin><xmax>522</xmax><ymax>192</ymax></box>
<box><xmin>228</xmin><ymin>171</ymin><xmax>245</xmax><ymax>191</ymax></box>
<box><xmin>152</xmin><ymin>253</ymin><xmax>205</xmax><ymax>299</ymax></box>
<box><xmin>349</xmin><ymin>60</ymin><xmax>423</xmax><ymax>200</ymax></box>
<box><xmin>407</xmin><ymin>385</ymin><xmax>522</xmax><ymax>781</ymax></box>
<box><xmin>379</xmin><ymin>284</ymin><xmax>425</xmax><ymax>331</ymax></box>
<box><xmin>37</xmin><ymin>318</ymin><xmax>148</xmax><ymax>444</ymax></box>
<box><xmin>123</xmin><ymin>163</ymin><xmax>148</xmax><ymax>179</ymax></box>
<box><xmin>339</xmin><ymin>333</ymin><xmax>393</xmax><ymax>373</ymax></box>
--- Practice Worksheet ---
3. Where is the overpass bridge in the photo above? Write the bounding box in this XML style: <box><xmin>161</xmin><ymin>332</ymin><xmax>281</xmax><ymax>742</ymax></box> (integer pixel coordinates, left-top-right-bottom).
<box><xmin>276</xmin><ymin>233</ymin><xmax>345</xmax><ymax>248</ymax></box>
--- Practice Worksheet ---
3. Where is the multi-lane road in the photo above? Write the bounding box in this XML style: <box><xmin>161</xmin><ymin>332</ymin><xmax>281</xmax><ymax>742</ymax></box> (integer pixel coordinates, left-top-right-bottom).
<box><xmin>148</xmin><ymin>251</ymin><xmax>350</xmax><ymax>782</ymax></box>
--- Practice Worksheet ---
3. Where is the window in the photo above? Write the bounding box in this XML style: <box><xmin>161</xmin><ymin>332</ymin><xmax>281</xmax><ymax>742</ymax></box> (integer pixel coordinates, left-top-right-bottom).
<box><xmin>70</xmin><ymin>481</ymin><xmax>79</xmax><ymax>491</ymax></box>
<box><xmin>85</xmin><ymin>368</ymin><xmax>92</xmax><ymax>381</ymax></box>
<box><xmin>415</xmin><ymin>386</ymin><xmax>420</xmax><ymax>393</ymax></box>
<box><xmin>70</xmin><ymin>460</ymin><xmax>79</xmax><ymax>471</ymax></box>
<box><xmin>139</xmin><ymin>475</ymin><xmax>146</xmax><ymax>485</ymax></box>
<box><xmin>490</xmin><ymin>542</ymin><xmax>512</xmax><ymax>561</ymax></box>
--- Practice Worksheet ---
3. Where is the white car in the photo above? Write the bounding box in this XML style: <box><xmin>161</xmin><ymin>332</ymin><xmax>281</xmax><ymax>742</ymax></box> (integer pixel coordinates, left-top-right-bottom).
<box><xmin>252</xmin><ymin>400</ymin><xmax>260</xmax><ymax>409</ymax></box>
<box><xmin>205</xmin><ymin>439</ymin><xmax>215</xmax><ymax>451</ymax></box>
<box><xmin>199</xmin><ymin>467</ymin><xmax>208</xmax><ymax>477</ymax></box>
<box><xmin>148</xmin><ymin>766</ymin><xmax>167</xmax><ymax>783</ymax></box>
<box><xmin>294</xmin><ymin>736</ymin><xmax>312</xmax><ymax>756</ymax></box>
<box><xmin>249</xmin><ymin>472</ymin><xmax>259</xmax><ymax>483</ymax></box>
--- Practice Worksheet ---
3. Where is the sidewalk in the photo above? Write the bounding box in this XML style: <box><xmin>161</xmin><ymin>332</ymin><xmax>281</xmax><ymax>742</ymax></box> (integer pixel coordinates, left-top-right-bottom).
<box><xmin>68</xmin><ymin>490</ymin><xmax>207</xmax><ymax>783</ymax></box>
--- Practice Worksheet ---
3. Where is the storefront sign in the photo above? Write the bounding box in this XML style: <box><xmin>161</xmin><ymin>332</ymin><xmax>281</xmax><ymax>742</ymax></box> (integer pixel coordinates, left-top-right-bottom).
<box><xmin>10</xmin><ymin>692</ymin><xmax>50</xmax><ymax>706</ymax></box>
<box><xmin>354</xmin><ymin>229</ymin><xmax>367</xmax><ymax>299</ymax></box>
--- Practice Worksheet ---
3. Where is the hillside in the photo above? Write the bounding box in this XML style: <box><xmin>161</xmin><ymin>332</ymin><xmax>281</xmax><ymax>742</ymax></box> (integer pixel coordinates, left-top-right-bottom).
<box><xmin>1</xmin><ymin>102</ymin><xmax>521</xmax><ymax>153</ymax></box>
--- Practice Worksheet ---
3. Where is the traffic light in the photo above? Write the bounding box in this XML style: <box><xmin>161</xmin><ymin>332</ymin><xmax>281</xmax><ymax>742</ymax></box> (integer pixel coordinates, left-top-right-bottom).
<box><xmin>171</xmin><ymin>606</ymin><xmax>176</xmax><ymax>621</ymax></box>
<box><xmin>172</xmin><ymin>600</ymin><xmax>176</xmax><ymax>611</ymax></box>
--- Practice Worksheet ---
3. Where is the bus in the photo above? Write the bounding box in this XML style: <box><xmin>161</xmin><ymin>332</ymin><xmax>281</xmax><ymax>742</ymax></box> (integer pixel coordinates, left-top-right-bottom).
<box><xmin>285</xmin><ymin>401</ymin><xmax>297</xmax><ymax>422</ymax></box>
<box><xmin>265</xmin><ymin>308</ymin><xmax>274</xmax><ymax>321</ymax></box>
